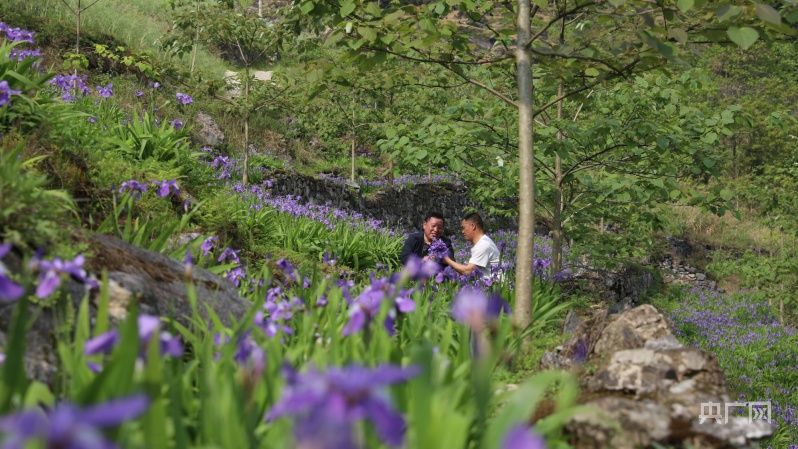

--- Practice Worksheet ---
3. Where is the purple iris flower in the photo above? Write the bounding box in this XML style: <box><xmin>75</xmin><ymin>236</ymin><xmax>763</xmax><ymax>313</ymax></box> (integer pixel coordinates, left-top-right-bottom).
<box><xmin>268</xmin><ymin>364</ymin><xmax>420</xmax><ymax>448</ymax></box>
<box><xmin>30</xmin><ymin>254</ymin><xmax>97</xmax><ymax>299</ymax></box>
<box><xmin>200</xmin><ymin>236</ymin><xmax>218</xmax><ymax>257</ymax></box>
<box><xmin>401</xmin><ymin>255</ymin><xmax>440</xmax><ymax>281</ymax></box>
<box><xmin>501</xmin><ymin>424</ymin><xmax>547</xmax><ymax>449</ymax></box>
<box><xmin>150</xmin><ymin>81</ymin><xmax>161</xmax><ymax>89</ymax></box>
<box><xmin>83</xmin><ymin>331</ymin><xmax>119</xmax><ymax>356</ymax></box>
<box><xmin>152</xmin><ymin>179</ymin><xmax>179</xmax><ymax>197</ymax></box>
<box><xmin>225</xmin><ymin>266</ymin><xmax>247</xmax><ymax>287</ymax></box>
<box><xmin>84</xmin><ymin>314</ymin><xmax>183</xmax><ymax>358</ymax></box>
<box><xmin>0</xmin><ymin>395</ymin><xmax>149</xmax><ymax>448</ymax></box>
<box><xmin>175</xmin><ymin>92</ymin><xmax>193</xmax><ymax>105</ymax></box>
<box><xmin>428</xmin><ymin>238</ymin><xmax>449</xmax><ymax>260</ymax></box>
<box><xmin>0</xmin><ymin>243</ymin><xmax>24</xmax><ymax>302</ymax></box>
<box><xmin>276</xmin><ymin>258</ymin><xmax>298</xmax><ymax>282</ymax></box>
<box><xmin>169</xmin><ymin>119</ymin><xmax>184</xmax><ymax>130</ymax></box>
<box><xmin>451</xmin><ymin>287</ymin><xmax>509</xmax><ymax>332</ymax></box>
<box><xmin>96</xmin><ymin>83</ymin><xmax>113</xmax><ymax>98</ymax></box>
<box><xmin>134</xmin><ymin>91</ymin><xmax>143</xmax><ymax>97</ymax></box>
<box><xmin>0</xmin><ymin>80</ymin><xmax>21</xmax><ymax>107</ymax></box>
<box><xmin>0</xmin><ymin>23</ymin><xmax>35</xmax><ymax>43</ymax></box>
<box><xmin>118</xmin><ymin>180</ymin><xmax>147</xmax><ymax>200</ymax></box>
<box><xmin>218</xmin><ymin>247</ymin><xmax>241</xmax><ymax>264</ymax></box>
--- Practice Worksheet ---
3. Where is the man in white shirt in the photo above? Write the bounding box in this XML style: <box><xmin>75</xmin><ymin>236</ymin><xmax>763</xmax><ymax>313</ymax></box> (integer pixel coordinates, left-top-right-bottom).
<box><xmin>443</xmin><ymin>212</ymin><xmax>500</xmax><ymax>276</ymax></box>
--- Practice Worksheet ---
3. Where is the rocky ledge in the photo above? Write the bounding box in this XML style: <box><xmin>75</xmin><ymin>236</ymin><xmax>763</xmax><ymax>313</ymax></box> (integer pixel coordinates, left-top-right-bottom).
<box><xmin>542</xmin><ymin>304</ymin><xmax>774</xmax><ymax>449</ymax></box>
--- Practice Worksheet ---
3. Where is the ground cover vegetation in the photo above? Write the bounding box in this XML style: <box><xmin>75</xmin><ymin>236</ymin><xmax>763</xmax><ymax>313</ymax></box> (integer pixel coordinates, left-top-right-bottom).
<box><xmin>2</xmin><ymin>0</ymin><xmax>798</xmax><ymax>447</ymax></box>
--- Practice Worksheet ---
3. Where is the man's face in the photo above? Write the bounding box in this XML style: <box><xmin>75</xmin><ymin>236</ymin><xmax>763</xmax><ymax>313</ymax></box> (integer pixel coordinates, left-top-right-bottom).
<box><xmin>461</xmin><ymin>220</ymin><xmax>475</xmax><ymax>242</ymax></box>
<box><xmin>423</xmin><ymin>217</ymin><xmax>445</xmax><ymax>242</ymax></box>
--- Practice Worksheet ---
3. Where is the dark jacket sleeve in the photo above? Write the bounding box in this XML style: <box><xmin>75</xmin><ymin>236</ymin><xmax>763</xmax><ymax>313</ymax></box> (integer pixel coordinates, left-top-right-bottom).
<box><xmin>400</xmin><ymin>234</ymin><xmax>421</xmax><ymax>265</ymax></box>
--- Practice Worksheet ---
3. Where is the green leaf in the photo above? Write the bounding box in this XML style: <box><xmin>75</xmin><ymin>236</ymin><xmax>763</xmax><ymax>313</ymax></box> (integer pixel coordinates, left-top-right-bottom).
<box><xmin>345</xmin><ymin>21</ymin><xmax>354</xmax><ymax>34</ymax></box>
<box><xmin>716</xmin><ymin>5</ymin><xmax>742</xmax><ymax>22</ymax></box>
<box><xmin>585</xmin><ymin>67</ymin><xmax>599</xmax><ymax>77</ymax></box>
<box><xmin>299</xmin><ymin>1</ymin><xmax>314</xmax><ymax>14</ymax></box>
<box><xmin>668</xmin><ymin>28</ymin><xmax>688</xmax><ymax>44</ymax></box>
<box><xmin>339</xmin><ymin>1</ymin><xmax>355</xmax><ymax>17</ymax></box>
<box><xmin>676</xmin><ymin>0</ymin><xmax>693</xmax><ymax>12</ymax></box>
<box><xmin>755</xmin><ymin>3</ymin><xmax>782</xmax><ymax>26</ymax></box>
<box><xmin>720</xmin><ymin>189</ymin><xmax>733</xmax><ymax>201</ymax></box>
<box><xmin>608</xmin><ymin>0</ymin><xmax>624</xmax><ymax>6</ymax></box>
<box><xmin>357</xmin><ymin>26</ymin><xmax>377</xmax><ymax>41</ymax></box>
<box><xmin>727</xmin><ymin>26</ymin><xmax>759</xmax><ymax>50</ymax></box>
<box><xmin>701</xmin><ymin>157</ymin><xmax>715</xmax><ymax>168</ymax></box>
<box><xmin>364</xmin><ymin>1</ymin><xmax>382</xmax><ymax>17</ymax></box>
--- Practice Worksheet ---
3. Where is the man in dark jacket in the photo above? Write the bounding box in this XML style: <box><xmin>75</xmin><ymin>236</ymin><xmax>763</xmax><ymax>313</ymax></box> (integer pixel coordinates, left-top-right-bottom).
<box><xmin>400</xmin><ymin>211</ymin><xmax>455</xmax><ymax>266</ymax></box>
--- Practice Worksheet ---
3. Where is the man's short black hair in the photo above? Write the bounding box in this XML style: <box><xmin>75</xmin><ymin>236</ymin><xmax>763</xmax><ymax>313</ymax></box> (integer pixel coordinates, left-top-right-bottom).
<box><xmin>424</xmin><ymin>211</ymin><xmax>445</xmax><ymax>223</ymax></box>
<box><xmin>462</xmin><ymin>212</ymin><xmax>484</xmax><ymax>231</ymax></box>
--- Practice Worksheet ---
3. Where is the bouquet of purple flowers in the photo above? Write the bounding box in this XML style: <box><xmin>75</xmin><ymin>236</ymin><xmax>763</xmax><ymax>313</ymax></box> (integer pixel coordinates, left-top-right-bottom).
<box><xmin>428</xmin><ymin>238</ymin><xmax>449</xmax><ymax>261</ymax></box>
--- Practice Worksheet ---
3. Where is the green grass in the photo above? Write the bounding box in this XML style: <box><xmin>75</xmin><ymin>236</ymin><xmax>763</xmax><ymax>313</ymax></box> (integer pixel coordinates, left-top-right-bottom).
<box><xmin>4</xmin><ymin>0</ymin><xmax>228</xmax><ymax>78</ymax></box>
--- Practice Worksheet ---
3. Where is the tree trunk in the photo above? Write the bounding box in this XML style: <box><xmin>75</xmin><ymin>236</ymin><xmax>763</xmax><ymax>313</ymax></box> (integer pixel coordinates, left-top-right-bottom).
<box><xmin>351</xmin><ymin>101</ymin><xmax>356</xmax><ymax>182</ymax></box>
<box><xmin>351</xmin><ymin>136</ymin><xmax>356</xmax><ymax>182</ymax></box>
<box><xmin>76</xmin><ymin>0</ymin><xmax>81</xmax><ymax>55</ymax></box>
<box><xmin>190</xmin><ymin>0</ymin><xmax>200</xmax><ymax>73</ymax></box>
<box><xmin>242</xmin><ymin>72</ymin><xmax>250</xmax><ymax>186</ymax></box>
<box><xmin>514</xmin><ymin>0</ymin><xmax>535</xmax><ymax>334</ymax></box>
<box><xmin>551</xmin><ymin>81</ymin><xmax>564</xmax><ymax>281</ymax></box>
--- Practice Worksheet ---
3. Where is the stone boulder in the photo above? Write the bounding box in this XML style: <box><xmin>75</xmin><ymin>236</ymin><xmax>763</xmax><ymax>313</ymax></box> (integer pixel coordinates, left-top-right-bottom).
<box><xmin>547</xmin><ymin>305</ymin><xmax>776</xmax><ymax>448</ymax></box>
<box><xmin>88</xmin><ymin>234</ymin><xmax>250</xmax><ymax>327</ymax></box>
<box><xmin>0</xmin><ymin>234</ymin><xmax>251</xmax><ymax>386</ymax></box>
<box><xmin>194</xmin><ymin>112</ymin><xmax>225</xmax><ymax>148</ymax></box>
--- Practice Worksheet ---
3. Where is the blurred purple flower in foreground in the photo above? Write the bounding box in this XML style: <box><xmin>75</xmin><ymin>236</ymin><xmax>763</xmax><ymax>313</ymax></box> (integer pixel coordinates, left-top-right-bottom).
<box><xmin>0</xmin><ymin>243</ymin><xmax>24</xmax><ymax>302</ymax></box>
<box><xmin>29</xmin><ymin>254</ymin><xmax>97</xmax><ymax>299</ymax></box>
<box><xmin>84</xmin><ymin>314</ymin><xmax>183</xmax><ymax>358</ymax></box>
<box><xmin>451</xmin><ymin>287</ymin><xmax>509</xmax><ymax>332</ymax></box>
<box><xmin>0</xmin><ymin>394</ymin><xmax>149</xmax><ymax>449</ymax></box>
<box><xmin>268</xmin><ymin>364</ymin><xmax>419</xmax><ymax>448</ymax></box>
<box><xmin>0</xmin><ymin>80</ymin><xmax>21</xmax><ymax>107</ymax></box>
<box><xmin>134</xmin><ymin>91</ymin><xmax>143</xmax><ymax>97</ymax></box>
<box><xmin>502</xmin><ymin>424</ymin><xmax>547</xmax><ymax>449</ymax></box>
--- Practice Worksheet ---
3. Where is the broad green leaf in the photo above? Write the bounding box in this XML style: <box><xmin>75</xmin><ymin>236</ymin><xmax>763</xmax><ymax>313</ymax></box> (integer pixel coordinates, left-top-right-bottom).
<box><xmin>727</xmin><ymin>26</ymin><xmax>759</xmax><ymax>50</ymax></box>
<box><xmin>339</xmin><ymin>1</ymin><xmax>356</xmax><ymax>17</ymax></box>
<box><xmin>676</xmin><ymin>0</ymin><xmax>693</xmax><ymax>12</ymax></box>
<box><xmin>299</xmin><ymin>1</ymin><xmax>314</xmax><ymax>14</ymax></box>
<box><xmin>357</xmin><ymin>26</ymin><xmax>377</xmax><ymax>41</ymax></box>
<box><xmin>755</xmin><ymin>3</ymin><xmax>781</xmax><ymax>26</ymax></box>
<box><xmin>716</xmin><ymin>4</ymin><xmax>742</xmax><ymax>22</ymax></box>
<box><xmin>720</xmin><ymin>189</ymin><xmax>733</xmax><ymax>201</ymax></box>
<box><xmin>668</xmin><ymin>28</ymin><xmax>688</xmax><ymax>44</ymax></box>
<box><xmin>585</xmin><ymin>67</ymin><xmax>599</xmax><ymax>77</ymax></box>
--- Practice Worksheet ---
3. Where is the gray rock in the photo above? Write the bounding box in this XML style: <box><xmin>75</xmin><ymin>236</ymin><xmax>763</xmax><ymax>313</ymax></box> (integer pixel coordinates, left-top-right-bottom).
<box><xmin>566</xmin><ymin>397</ymin><xmax>672</xmax><ymax>449</ymax></box>
<box><xmin>607</xmin><ymin>297</ymin><xmax>634</xmax><ymax>316</ymax></box>
<box><xmin>90</xmin><ymin>234</ymin><xmax>251</xmax><ymax>328</ymax></box>
<box><xmin>563</xmin><ymin>309</ymin><xmax>581</xmax><ymax>334</ymax></box>
<box><xmin>195</xmin><ymin>112</ymin><xmax>226</xmax><ymax>148</ymax></box>
<box><xmin>644</xmin><ymin>335</ymin><xmax>683</xmax><ymax>350</ymax></box>
<box><xmin>594</xmin><ymin>305</ymin><xmax>671</xmax><ymax>355</ymax></box>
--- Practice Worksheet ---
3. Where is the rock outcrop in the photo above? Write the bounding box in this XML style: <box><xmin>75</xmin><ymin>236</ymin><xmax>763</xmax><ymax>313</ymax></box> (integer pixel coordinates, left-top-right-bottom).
<box><xmin>0</xmin><ymin>234</ymin><xmax>251</xmax><ymax>386</ymax></box>
<box><xmin>194</xmin><ymin>111</ymin><xmax>226</xmax><ymax>148</ymax></box>
<box><xmin>541</xmin><ymin>305</ymin><xmax>775</xmax><ymax>448</ymax></box>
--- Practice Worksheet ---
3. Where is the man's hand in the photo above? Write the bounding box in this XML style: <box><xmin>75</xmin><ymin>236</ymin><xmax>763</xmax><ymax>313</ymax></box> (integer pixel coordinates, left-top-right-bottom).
<box><xmin>444</xmin><ymin>256</ymin><xmax>477</xmax><ymax>276</ymax></box>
